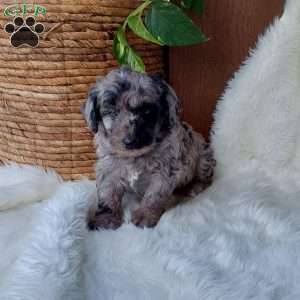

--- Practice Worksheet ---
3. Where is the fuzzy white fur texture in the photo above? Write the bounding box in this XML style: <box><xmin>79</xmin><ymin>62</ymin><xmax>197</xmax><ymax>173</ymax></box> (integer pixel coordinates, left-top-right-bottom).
<box><xmin>212</xmin><ymin>0</ymin><xmax>300</xmax><ymax>179</ymax></box>
<box><xmin>1</xmin><ymin>0</ymin><xmax>300</xmax><ymax>299</ymax></box>
<box><xmin>0</xmin><ymin>163</ymin><xmax>62</xmax><ymax>211</ymax></box>
<box><xmin>1</xmin><ymin>165</ymin><xmax>300</xmax><ymax>299</ymax></box>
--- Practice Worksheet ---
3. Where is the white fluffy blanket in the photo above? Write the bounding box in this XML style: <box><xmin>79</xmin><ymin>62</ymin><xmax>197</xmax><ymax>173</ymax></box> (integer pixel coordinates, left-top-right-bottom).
<box><xmin>1</xmin><ymin>0</ymin><xmax>300</xmax><ymax>299</ymax></box>
<box><xmin>1</xmin><ymin>164</ymin><xmax>300</xmax><ymax>300</ymax></box>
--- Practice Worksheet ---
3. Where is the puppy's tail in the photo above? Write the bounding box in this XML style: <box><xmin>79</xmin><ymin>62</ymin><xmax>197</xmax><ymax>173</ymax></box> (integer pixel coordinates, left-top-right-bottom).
<box><xmin>0</xmin><ymin>163</ymin><xmax>63</xmax><ymax>211</ymax></box>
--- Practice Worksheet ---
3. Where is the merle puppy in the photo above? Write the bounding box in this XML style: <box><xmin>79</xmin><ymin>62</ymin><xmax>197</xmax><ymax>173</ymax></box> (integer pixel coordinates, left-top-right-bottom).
<box><xmin>82</xmin><ymin>67</ymin><xmax>215</xmax><ymax>229</ymax></box>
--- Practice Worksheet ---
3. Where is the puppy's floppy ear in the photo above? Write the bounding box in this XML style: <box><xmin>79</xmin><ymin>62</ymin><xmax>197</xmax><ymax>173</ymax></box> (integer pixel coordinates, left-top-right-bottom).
<box><xmin>81</xmin><ymin>85</ymin><xmax>101</xmax><ymax>134</ymax></box>
<box><xmin>151</xmin><ymin>74</ymin><xmax>181</xmax><ymax>135</ymax></box>
<box><xmin>151</xmin><ymin>74</ymin><xmax>181</xmax><ymax>117</ymax></box>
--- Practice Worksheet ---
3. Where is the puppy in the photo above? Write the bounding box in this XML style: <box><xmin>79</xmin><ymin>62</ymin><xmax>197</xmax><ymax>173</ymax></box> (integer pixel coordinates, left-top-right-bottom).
<box><xmin>82</xmin><ymin>67</ymin><xmax>215</xmax><ymax>229</ymax></box>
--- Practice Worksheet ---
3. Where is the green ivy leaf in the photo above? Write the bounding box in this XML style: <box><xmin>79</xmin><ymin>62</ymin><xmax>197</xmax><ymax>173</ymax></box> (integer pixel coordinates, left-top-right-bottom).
<box><xmin>113</xmin><ymin>27</ymin><xmax>127</xmax><ymax>63</ymax></box>
<box><xmin>180</xmin><ymin>0</ymin><xmax>204</xmax><ymax>15</ymax></box>
<box><xmin>145</xmin><ymin>1</ymin><xmax>205</xmax><ymax>46</ymax></box>
<box><xmin>113</xmin><ymin>26</ymin><xmax>145</xmax><ymax>73</ymax></box>
<box><xmin>125</xmin><ymin>46</ymin><xmax>145</xmax><ymax>73</ymax></box>
<box><xmin>127</xmin><ymin>14</ymin><xmax>165</xmax><ymax>46</ymax></box>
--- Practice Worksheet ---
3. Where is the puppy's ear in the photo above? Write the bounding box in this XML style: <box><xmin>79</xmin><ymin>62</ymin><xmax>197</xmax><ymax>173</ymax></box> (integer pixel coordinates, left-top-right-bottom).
<box><xmin>151</xmin><ymin>74</ymin><xmax>181</xmax><ymax>118</ymax></box>
<box><xmin>150</xmin><ymin>72</ymin><xmax>164</xmax><ymax>82</ymax></box>
<box><xmin>151</xmin><ymin>75</ymin><xmax>181</xmax><ymax>137</ymax></box>
<box><xmin>82</xmin><ymin>86</ymin><xmax>101</xmax><ymax>134</ymax></box>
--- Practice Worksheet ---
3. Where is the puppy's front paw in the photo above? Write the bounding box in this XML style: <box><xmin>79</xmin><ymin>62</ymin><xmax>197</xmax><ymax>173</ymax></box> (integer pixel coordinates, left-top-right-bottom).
<box><xmin>88</xmin><ymin>212</ymin><xmax>122</xmax><ymax>231</ymax></box>
<box><xmin>131</xmin><ymin>208</ymin><xmax>162</xmax><ymax>228</ymax></box>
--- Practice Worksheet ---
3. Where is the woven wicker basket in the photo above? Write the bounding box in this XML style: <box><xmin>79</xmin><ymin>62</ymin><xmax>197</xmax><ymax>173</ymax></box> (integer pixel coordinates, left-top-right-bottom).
<box><xmin>0</xmin><ymin>0</ymin><xmax>164</xmax><ymax>180</ymax></box>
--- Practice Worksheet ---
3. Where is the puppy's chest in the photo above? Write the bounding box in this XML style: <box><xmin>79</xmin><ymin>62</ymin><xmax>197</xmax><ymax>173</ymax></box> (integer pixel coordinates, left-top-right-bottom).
<box><xmin>125</xmin><ymin>165</ymin><xmax>151</xmax><ymax>195</ymax></box>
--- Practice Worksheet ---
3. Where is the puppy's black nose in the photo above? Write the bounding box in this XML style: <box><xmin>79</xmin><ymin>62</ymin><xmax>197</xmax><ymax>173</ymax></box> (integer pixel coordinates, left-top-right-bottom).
<box><xmin>122</xmin><ymin>136</ymin><xmax>136</xmax><ymax>149</ymax></box>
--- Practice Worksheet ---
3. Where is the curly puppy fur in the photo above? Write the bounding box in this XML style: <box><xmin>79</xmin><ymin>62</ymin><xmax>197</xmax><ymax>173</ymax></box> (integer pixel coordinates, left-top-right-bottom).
<box><xmin>82</xmin><ymin>68</ymin><xmax>215</xmax><ymax>229</ymax></box>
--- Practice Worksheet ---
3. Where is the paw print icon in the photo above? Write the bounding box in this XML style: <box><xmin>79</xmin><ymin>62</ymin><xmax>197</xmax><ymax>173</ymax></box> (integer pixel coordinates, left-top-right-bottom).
<box><xmin>4</xmin><ymin>16</ymin><xmax>44</xmax><ymax>48</ymax></box>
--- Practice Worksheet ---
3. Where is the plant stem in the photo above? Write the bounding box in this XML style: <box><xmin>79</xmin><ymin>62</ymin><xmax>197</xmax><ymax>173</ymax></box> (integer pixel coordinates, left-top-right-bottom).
<box><xmin>123</xmin><ymin>0</ymin><xmax>152</xmax><ymax>30</ymax></box>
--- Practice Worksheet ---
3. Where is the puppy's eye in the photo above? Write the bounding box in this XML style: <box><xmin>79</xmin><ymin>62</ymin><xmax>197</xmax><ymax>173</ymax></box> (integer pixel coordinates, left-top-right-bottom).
<box><xmin>141</xmin><ymin>106</ymin><xmax>157</xmax><ymax>118</ymax></box>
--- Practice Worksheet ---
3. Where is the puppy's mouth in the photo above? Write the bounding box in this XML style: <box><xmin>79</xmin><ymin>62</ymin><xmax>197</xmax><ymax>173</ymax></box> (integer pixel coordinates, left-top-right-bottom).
<box><xmin>109</xmin><ymin>126</ymin><xmax>156</xmax><ymax>157</ymax></box>
<box><xmin>111</xmin><ymin>144</ymin><xmax>155</xmax><ymax>158</ymax></box>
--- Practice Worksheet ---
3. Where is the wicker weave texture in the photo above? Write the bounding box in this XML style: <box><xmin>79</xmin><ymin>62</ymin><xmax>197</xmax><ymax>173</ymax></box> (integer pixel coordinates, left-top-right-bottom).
<box><xmin>0</xmin><ymin>0</ymin><xmax>164</xmax><ymax>180</ymax></box>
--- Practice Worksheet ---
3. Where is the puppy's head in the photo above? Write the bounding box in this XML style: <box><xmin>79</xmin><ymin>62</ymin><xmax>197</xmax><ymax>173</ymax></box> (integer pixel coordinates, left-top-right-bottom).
<box><xmin>82</xmin><ymin>67</ymin><xmax>180</xmax><ymax>157</ymax></box>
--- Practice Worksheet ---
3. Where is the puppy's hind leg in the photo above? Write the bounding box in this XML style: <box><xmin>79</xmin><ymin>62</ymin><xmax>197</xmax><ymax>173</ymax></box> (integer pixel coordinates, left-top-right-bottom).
<box><xmin>188</xmin><ymin>142</ymin><xmax>216</xmax><ymax>197</ymax></box>
<box><xmin>195</xmin><ymin>142</ymin><xmax>216</xmax><ymax>192</ymax></box>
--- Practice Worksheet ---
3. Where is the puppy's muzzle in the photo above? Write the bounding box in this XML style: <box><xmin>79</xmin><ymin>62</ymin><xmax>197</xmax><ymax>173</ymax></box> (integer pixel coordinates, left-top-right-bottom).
<box><xmin>122</xmin><ymin>135</ymin><xmax>137</xmax><ymax>149</ymax></box>
<box><xmin>122</xmin><ymin>122</ymin><xmax>152</xmax><ymax>150</ymax></box>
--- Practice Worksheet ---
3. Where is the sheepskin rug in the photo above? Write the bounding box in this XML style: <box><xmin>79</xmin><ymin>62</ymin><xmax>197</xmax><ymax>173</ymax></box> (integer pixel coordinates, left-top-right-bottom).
<box><xmin>1</xmin><ymin>163</ymin><xmax>300</xmax><ymax>300</ymax></box>
<box><xmin>1</xmin><ymin>0</ymin><xmax>300</xmax><ymax>299</ymax></box>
